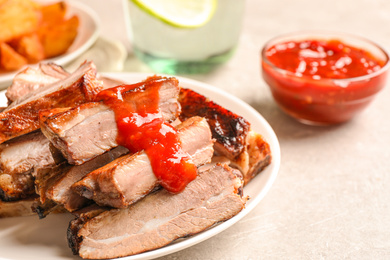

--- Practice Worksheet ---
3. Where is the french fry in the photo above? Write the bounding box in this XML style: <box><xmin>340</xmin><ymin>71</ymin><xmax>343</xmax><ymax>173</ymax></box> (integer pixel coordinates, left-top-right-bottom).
<box><xmin>0</xmin><ymin>42</ymin><xmax>27</xmax><ymax>71</ymax></box>
<box><xmin>38</xmin><ymin>15</ymin><xmax>79</xmax><ymax>58</ymax></box>
<box><xmin>0</xmin><ymin>0</ymin><xmax>40</xmax><ymax>42</ymax></box>
<box><xmin>40</xmin><ymin>1</ymin><xmax>66</xmax><ymax>24</ymax></box>
<box><xmin>12</xmin><ymin>33</ymin><xmax>45</xmax><ymax>63</ymax></box>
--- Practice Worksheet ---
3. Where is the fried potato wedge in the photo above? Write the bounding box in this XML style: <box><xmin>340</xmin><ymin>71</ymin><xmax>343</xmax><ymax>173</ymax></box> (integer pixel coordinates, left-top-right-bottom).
<box><xmin>40</xmin><ymin>1</ymin><xmax>67</xmax><ymax>24</ymax></box>
<box><xmin>0</xmin><ymin>0</ymin><xmax>40</xmax><ymax>42</ymax></box>
<box><xmin>11</xmin><ymin>33</ymin><xmax>45</xmax><ymax>63</ymax></box>
<box><xmin>38</xmin><ymin>15</ymin><xmax>79</xmax><ymax>58</ymax></box>
<box><xmin>0</xmin><ymin>42</ymin><xmax>28</xmax><ymax>71</ymax></box>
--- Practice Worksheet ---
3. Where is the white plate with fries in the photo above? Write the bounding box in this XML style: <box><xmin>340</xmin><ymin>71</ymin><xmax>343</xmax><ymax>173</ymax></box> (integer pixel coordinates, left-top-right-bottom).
<box><xmin>0</xmin><ymin>0</ymin><xmax>100</xmax><ymax>89</ymax></box>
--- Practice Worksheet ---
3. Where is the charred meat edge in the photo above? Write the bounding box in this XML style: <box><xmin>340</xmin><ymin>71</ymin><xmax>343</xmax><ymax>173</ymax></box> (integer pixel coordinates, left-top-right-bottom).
<box><xmin>31</xmin><ymin>199</ymin><xmax>67</xmax><ymax>219</ymax></box>
<box><xmin>179</xmin><ymin>88</ymin><xmax>272</xmax><ymax>184</ymax></box>
<box><xmin>179</xmin><ymin>88</ymin><xmax>251</xmax><ymax>160</ymax></box>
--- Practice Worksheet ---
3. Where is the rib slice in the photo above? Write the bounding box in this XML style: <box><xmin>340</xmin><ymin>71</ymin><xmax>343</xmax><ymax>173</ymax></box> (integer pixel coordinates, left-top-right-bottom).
<box><xmin>179</xmin><ymin>88</ymin><xmax>250</xmax><ymax>160</ymax></box>
<box><xmin>0</xmin><ymin>131</ymin><xmax>58</xmax><ymax>201</ymax></box>
<box><xmin>231</xmin><ymin>131</ymin><xmax>272</xmax><ymax>184</ymax></box>
<box><xmin>34</xmin><ymin>146</ymin><xmax>128</xmax><ymax>213</ymax></box>
<box><xmin>72</xmin><ymin>116</ymin><xmax>214</xmax><ymax>208</ymax></box>
<box><xmin>68</xmin><ymin>164</ymin><xmax>246</xmax><ymax>259</ymax></box>
<box><xmin>40</xmin><ymin>76</ymin><xmax>180</xmax><ymax>165</ymax></box>
<box><xmin>5</xmin><ymin>63</ymin><xmax>124</xmax><ymax>105</ymax></box>
<box><xmin>5</xmin><ymin>62</ymin><xmax>69</xmax><ymax>104</ymax></box>
<box><xmin>178</xmin><ymin>88</ymin><xmax>271</xmax><ymax>184</ymax></box>
<box><xmin>0</xmin><ymin>61</ymin><xmax>103</xmax><ymax>144</ymax></box>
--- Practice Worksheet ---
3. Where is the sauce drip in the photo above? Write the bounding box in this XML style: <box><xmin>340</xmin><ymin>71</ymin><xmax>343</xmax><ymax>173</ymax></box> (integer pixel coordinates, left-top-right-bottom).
<box><xmin>265</xmin><ymin>39</ymin><xmax>384</xmax><ymax>79</ymax></box>
<box><xmin>96</xmin><ymin>77</ymin><xmax>197</xmax><ymax>193</ymax></box>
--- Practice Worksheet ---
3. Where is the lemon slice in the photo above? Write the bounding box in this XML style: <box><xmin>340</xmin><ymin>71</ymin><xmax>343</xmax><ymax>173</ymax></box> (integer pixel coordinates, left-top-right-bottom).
<box><xmin>130</xmin><ymin>0</ymin><xmax>218</xmax><ymax>28</ymax></box>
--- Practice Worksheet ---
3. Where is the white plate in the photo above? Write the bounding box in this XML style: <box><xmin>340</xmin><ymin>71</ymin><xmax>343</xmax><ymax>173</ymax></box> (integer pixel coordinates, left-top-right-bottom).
<box><xmin>0</xmin><ymin>0</ymin><xmax>100</xmax><ymax>89</ymax></box>
<box><xmin>0</xmin><ymin>73</ymin><xmax>281</xmax><ymax>260</ymax></box>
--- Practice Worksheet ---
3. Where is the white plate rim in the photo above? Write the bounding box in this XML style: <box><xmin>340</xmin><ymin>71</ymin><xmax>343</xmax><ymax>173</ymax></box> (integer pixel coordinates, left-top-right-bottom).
<box><xmin>0</xmin><ymin>0</ymin><xmax>100</xmax><ymax>88</ymax></box>
<box><xmin>0</xmin><ymin>72</ymin><xmax>281</xmax><ymax>260</ymax></box>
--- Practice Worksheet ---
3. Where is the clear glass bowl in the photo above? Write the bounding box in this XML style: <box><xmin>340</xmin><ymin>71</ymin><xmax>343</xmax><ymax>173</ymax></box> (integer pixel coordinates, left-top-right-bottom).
<box><xmin>261</xmin><ymin>31</ymin><xmax>390</xmax><ymax>125</ymax></box>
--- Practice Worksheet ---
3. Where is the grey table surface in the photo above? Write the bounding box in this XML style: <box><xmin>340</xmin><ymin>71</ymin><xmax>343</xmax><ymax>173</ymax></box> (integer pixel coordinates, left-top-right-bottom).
<box><xmin>74</xmin><ymin>0</ymin><xmax>390</xmax><ymax>259</ymax></box>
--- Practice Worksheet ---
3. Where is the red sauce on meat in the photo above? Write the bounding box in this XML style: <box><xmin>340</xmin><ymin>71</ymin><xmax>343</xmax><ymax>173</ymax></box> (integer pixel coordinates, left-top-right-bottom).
<box><xmin>262</xmin><ymin>39</ymin><xmax>389</xmax><ymax>124</ymax></box>
<box><xmin>96</xmin><ymin>78</ymin><xmax>197</xmax><ymax>193</ymax></box>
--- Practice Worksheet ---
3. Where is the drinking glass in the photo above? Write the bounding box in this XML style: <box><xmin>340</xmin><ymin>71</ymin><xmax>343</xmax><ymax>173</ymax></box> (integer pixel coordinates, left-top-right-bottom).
<box><xmin>125</xmin><ymin>0</ymin><xmax>246</xmax><ymax>74</ymax></box>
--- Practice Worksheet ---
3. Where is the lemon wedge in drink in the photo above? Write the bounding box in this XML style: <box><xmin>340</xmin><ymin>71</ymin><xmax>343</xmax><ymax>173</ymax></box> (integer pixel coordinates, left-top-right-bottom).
<box><xmin>130</xmin><ymin>0</ymin><xmax>217</xmax><ymax>28</ymax></box>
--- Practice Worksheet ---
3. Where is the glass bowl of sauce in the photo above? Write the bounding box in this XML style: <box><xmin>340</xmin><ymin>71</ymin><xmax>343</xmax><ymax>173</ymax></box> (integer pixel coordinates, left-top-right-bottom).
<box><xmin>261</xmin><ymin>31</ymin><xmax>390</xmax><ymax>125</ymax></box>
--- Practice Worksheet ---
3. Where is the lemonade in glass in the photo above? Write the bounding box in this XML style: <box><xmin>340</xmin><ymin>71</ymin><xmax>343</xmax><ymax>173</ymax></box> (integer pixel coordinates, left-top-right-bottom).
<box><xmin>125</xmin><ymin>0</ymin><xmax>245</xmax><ymax>74</ymax></box>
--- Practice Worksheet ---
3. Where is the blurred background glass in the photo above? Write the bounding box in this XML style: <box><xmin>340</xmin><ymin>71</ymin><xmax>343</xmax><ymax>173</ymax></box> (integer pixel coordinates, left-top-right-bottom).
<box><xmin>125</xmin><ymin>0</ymin><xmax>246</xmax><ymax>74</ymax></box>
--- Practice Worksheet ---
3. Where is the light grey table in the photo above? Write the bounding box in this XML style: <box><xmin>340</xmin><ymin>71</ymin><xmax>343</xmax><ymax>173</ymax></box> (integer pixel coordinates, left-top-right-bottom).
<box><xmin>74</xmin><ymin>0</ymin><xmax>390</xmax><ymax>259</ymax></box>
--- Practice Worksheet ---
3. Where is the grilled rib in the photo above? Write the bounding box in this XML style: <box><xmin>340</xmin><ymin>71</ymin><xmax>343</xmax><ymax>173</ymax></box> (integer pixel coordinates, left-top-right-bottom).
<box><xmin>40</xmin><ymin>76</ymin><xmax>180</xmax><ymax>165</ymax></box>
<box><xmin>68</xmin><ymin>164</ymin><xmax>246</xmax><ymax>259</ymax></box>
<box><xmin>5</xmin><ymin>62</ymin><xmax>69</xmax><ymax>104</ymax></box>
<box><xmin>34</xmin><ymin>146</ymin><xmax>128</xmax><ymax>213</ymax></box>
<box><xmin>0</xmin><ymin>131</ymin><xmax>58</xmax><ymax>201</ymax></box>
<box><xmin>0</xmin><ymin>61</ymin><xmax>103</xmax><ymax>144</ymax></box>
<box><xmin>178</xmin><ymin>88</ymin><xmax>271</xmax><ymax>184</ymax></box>
<box><xmin>72</xmin><ymin>116</ymin><xmax>214</xmax><ymax>208</ymax></box>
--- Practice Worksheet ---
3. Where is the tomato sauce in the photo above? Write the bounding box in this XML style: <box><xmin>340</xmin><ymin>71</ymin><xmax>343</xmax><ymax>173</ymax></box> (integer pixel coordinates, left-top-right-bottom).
<box><xmin>262</xmin><ymin>39</ymin><xmax>389</xmax><ymax>124</ymax></box>
<box><xmin>265</xmin><ymin>40</ymin><xmax>384</xmax><ymax>79</ymax></box>
<box><xmin>96</xmin><ymin>77</ymin><xmax>197</xmax><ymax>193</ymax></box>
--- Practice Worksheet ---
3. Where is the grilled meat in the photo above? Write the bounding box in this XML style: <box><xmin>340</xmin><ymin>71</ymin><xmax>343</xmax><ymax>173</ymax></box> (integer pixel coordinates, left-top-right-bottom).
<box><xmin>0</xmin><ymin>131</ymin><xmax>58</xmax><ymax>201</ymax></box>
<box><xmin>231</xmin><ymin>130</ymin><xmax>272</xmax><ymax>184</ymax></box>
<box><xmin>179</xmin><ymin>88</ymin><xmax>271</xmax><ymax>184</ymax></box>
<box><xmin>40</xmin><ymin>76</ymin><xmax>180</xmax><ymax>165</ymax></box>
<box><xmin>179</xmin><ymin>88</ymin><xmax>250</xmax><ymax>160</ymax></box>
<box><xmin>31</xmin><ymin>199</ymin><xmax>67</xmax><ymax>219</ymax></box>
<box><xmin>0</xmin><ymin>61</ymin><xmax>103</xmax><ymax>144</ymax></box>
<box><xmin>72</xmin><ymin>116</ymin><xmax>214</xmax><ymax>208</ymax></box>
<box><xmin>68</xmin><ymin>164</ymin><xmax>246</xmax><ymax>259</ymax></box>
<box><xmin>34</xmin><ymin>146</ymin><xmax>128</xmax><ymax>213</ymax></box>
<box><xmin>0</xmin><ymin>68</ymin><xmax>272</xmax><ymax>258</ymax></box>
<box><xmin>5</xmin><ymin>63</ymin><xmax>69</xmax><ymax>104</ymax></box>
